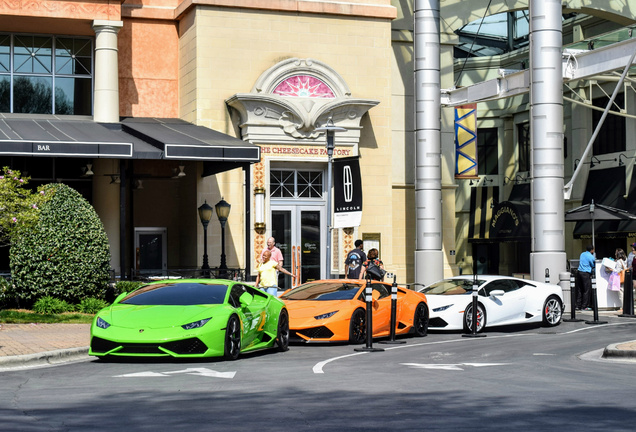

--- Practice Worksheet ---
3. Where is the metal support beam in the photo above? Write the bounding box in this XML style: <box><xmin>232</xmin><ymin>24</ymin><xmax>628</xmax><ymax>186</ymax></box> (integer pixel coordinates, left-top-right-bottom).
<box><xmin>441</xmin><ymin>37</ymin><xmax>636</xmax><ymax>107</ymax></box>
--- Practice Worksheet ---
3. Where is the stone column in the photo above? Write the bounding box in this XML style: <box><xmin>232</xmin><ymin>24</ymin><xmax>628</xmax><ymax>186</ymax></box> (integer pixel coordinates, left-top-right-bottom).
<box><xmin>92</xmin><ymin>20</ymin><xmax>123</xmax><ymax>123</ymax></box>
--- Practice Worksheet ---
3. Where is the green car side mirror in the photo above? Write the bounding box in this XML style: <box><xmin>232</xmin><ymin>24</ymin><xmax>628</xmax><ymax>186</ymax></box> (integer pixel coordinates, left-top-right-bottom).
<box><xmin>239</xmin><ymin>292</ymin><xmax>253</xmax><ymax>307</ymax></box>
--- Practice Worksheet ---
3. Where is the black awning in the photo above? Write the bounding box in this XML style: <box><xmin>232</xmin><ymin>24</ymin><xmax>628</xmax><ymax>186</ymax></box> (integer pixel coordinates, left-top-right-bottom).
<box><xmin>489</xmin><ymin>200</ymin><xmax>530</xmax><ymax>241</ymax></box>
<box><xmin>573</xmin><ymin>166</ymin><xmax>627</xmax><ymax>239</ymax></box>
<box><xmin>468</xmin><ymin>186</ymin><xmax>498</xmax><ymax>243</ymax></box>
<box><xmin>121</xmin><ymin>118</ymin><xmax>260</xmax><ymax>162</ymax></box>
<box><xmin>0</xmin><ymin>117</ymin><xmax>135</xmax><ymax>158</ymax></box>
<box><xmin>0</xmin><ymin>116</ymin><xmax>260</xmax><ymax>163</ymax></box>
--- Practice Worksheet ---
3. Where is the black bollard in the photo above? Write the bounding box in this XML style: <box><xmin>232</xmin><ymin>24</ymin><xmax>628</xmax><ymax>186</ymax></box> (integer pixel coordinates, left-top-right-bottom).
<box><xmin>463</xmin><ymin>274</ymin><xmax>486</xmax><ymax>338</ymax></box>
<box><xmin>380</xmin><ymin>275</ymin><xmax>406</xmax><ymax>345</ymax></box>
<box><xmin>354</xmin><ymin>277</ymin><xmax>384</xmax><ymax>352</ymax></box>
<box><xmin>586</xmin><ymin>271</ymin><xmax>608</xmax><ymax>325</ymax></box>
<box><xmin>545</xmin><ymin>268</ymin><xmax>550</xmax><ymax>284</ymax></box>
<box><xmin>564</xmin><ymin>270</ymin><xmax>583</xmax><ymax>322</ymax></box>
<box><xmin>619</xmin><ymin>269</ymin><xmax>636</xmax><ymax>318</ymax></box>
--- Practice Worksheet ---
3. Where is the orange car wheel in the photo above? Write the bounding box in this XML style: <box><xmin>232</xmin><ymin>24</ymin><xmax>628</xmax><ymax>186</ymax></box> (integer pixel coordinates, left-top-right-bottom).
<box><xmin>413</xmin><ymin>302</ymin><xmax>429</xmax><ymax>337</ymax></box>
<box><xmin>349</xmin><ymin>308</ymin><xmax>366</xmax><ymax>344</ymax></box>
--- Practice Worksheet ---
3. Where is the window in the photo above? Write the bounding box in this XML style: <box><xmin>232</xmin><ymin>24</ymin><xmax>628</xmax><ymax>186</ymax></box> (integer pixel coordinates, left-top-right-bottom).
<box><xmin>592</xmin><ymin>93</ymin><xmax>626</xmax><ymax>155</ymax></box>
<box><xmin>0</xmin><ymin>33</ymin><xmax>92</xmax><ymax>115</ymax></box>
<box><xmin>517</xmin><ymin>123</ymin><xmax>530</xmax><ymax>172</ymax></box>
<box><xmin>270</xmin><ymin>169</ymin><xmax>323</xmax><ymax>199</ymax></box>
<box><xmin>477</xmin><ymin>127</ymin><xmax>498</xmax><ymax>175</ymax></box>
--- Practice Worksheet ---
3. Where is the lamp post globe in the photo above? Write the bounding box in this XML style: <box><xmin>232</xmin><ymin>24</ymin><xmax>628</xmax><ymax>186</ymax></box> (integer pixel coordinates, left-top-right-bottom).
<box><xmin>198</xmin><ymin>201</ymin><xmax>213</xmax><ymax>277</ymax></box>
<box><xmin>215</xmin><ymin>198</ymin><xmax>231</xmax><ymax>277</ymax></box>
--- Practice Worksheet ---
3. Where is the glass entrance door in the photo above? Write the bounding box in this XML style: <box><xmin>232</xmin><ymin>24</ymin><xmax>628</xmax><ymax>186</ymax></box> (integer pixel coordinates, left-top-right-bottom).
<box><xmin>134</xmin><ymin>227</ymin><xmax>167</xmax><ymax>275</ymax></box>
<box><xmin>271</xmin><ymin>206</ymin><xmax>325</xmax><ymax>288</ymax></box>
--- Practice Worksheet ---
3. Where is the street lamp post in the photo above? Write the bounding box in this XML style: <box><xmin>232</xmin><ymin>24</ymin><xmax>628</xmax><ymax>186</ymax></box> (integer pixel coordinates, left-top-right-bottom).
<box><xmin>215</xmin><ymin>197</ymin><xmax>231</xmax><ymax>278</ymax></box>
<box><xmin>316</xmin><ymin>118</ymin><xmax>345</xmax><ymax>279</ymax></box>
<box><xmin>198</xmin><ymin>201</ymin><xmax>213</xmax><ymax>277</ymax></box>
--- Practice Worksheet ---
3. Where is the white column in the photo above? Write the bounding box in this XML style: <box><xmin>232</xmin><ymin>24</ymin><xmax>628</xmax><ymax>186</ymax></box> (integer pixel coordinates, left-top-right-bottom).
<box><xmin>92</xmin><ymin>20</ymin><xmax>123</xmax><ymax>123</ymax></box>
<box><xmin>529</xmin><ymin>0</ymin><xmax>567</xmax><ymax>283</ymax></box>
<box><xmin>414</xmin><ymin>0</ymin><xmax>444</xmax><ymax>285</ymax></box>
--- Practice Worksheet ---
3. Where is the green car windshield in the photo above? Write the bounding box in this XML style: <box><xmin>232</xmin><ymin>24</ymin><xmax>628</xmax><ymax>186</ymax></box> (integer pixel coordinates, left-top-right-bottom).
<box><xmin>420</xmin><ymin>279</ymin><xmax>485</xmax><ymax>295</ymax></box>
<box><xmin>280</xmin><ymin>282</ymin><xmax>362</xmax><ymax>301</ymax></box>
<box><xmin>120</xmin><ymin>282</ymin><xmax>228</xmax><ymax>306</ymax></box>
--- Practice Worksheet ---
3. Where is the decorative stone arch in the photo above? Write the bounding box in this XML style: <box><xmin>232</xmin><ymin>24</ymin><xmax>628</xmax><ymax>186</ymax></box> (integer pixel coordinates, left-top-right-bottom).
<box><xmin>226</xmin><ymin>58</ymin><xmax>378</xmax><ymax>147</ymax></box>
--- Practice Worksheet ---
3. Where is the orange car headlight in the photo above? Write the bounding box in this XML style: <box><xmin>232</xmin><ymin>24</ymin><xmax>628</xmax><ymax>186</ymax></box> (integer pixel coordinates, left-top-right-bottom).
<box><xmin>314</xmin><ymin>311</ymin><xmax>338</xmax><ymax>320</ymax></box>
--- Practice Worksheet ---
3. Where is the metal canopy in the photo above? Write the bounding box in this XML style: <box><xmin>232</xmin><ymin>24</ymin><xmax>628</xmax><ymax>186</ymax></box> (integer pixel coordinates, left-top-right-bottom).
<box><xmin>441</xmin><ymin>37</ymin><xmax>636</xmax><ymax>107</ymax></box>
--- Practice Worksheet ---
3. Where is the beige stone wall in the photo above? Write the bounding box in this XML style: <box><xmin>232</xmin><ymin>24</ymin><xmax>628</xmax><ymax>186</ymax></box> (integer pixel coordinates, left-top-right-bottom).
<box><xmin>180</xmin><ymin>6</ymin><xmax>394</xmax><ymax>270</ymax></box>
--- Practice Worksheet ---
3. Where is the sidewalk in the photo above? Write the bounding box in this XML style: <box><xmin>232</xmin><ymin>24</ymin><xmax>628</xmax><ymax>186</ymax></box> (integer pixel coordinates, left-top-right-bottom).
<box><xmin>0</xmin><ymin>311</ymin><xmax>635</xmax><ymax>368</ymax></box>
<box><xmin>0</xmin><ymin>323</ymin><xmax>90</xmax><ymax>368</ymax></box>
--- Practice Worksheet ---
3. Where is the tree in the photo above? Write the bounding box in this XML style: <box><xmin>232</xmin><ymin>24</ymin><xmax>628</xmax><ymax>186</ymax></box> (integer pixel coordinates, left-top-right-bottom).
<box><xmin>9</xmin><ymin>183</ymin><xmax>111</xmax><ymax>306</ymax></box>
<box><xmin>0</xmin><ymin>167</ymin><xmax>45</xmax><ymax>247</ymax></box>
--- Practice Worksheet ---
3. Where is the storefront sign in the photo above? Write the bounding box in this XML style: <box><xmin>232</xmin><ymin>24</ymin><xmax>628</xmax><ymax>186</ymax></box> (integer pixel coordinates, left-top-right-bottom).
<box><xmin>333</xmin><ymin>156</ymin><xmax>362</xmax><ymax>228</ymax></box>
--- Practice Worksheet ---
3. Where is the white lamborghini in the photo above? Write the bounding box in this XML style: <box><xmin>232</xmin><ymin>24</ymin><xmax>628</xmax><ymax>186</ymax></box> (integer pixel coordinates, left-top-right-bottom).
<box><xmin>417</xmin><ymin>275</ymin><xmax>563</xmax><ymax>333</ymax></box>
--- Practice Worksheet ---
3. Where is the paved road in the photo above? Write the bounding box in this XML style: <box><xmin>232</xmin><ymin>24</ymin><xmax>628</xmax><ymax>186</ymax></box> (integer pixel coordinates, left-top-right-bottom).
<box><xmin>1</xmin><ymin>317</ymin><xmax>635</xmax><ymax>432</ymax></box>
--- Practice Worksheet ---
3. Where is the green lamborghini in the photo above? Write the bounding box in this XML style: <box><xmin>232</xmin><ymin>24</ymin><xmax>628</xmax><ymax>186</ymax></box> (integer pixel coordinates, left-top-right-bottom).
<box><xmin>89</xmin><ymin>279</ymin><xmax>289</xmax><ymax>360</ymax></box>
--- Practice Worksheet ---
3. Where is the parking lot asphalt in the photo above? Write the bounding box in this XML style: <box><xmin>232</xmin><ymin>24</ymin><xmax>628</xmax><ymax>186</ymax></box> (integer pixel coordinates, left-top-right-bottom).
<box><xmin>1</xmin><ymin>309</ymin><xmax>635</xmax><ymax>369</ymax></box>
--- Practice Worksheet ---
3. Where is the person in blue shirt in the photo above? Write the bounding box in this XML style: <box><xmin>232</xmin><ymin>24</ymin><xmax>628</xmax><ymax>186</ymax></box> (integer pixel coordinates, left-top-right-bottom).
<box><xmin>576</xmin><ymin>244</ymin><xmax>596</xmax><ymax>310</ymax></box>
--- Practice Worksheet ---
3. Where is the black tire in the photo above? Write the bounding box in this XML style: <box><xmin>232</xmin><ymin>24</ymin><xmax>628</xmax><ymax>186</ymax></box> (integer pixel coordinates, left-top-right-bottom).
<box><xmin>463</xmin><ymin>303</ymin><xmax>486</xmax><ymax>333</ymax></box>
<box><xmin>276</xmin><ymin>309</ymin><xmax>290</xmax><ymax>352</ymax></box>
<box><xmin>542</xmin><ymin>295</ymin><xmax>563</xmax><ymax>327</ymax></box>
<box><xmin>224</xmin><ymin>315</ymin><xmax>241</xmax><ymax>360</ymax></box>
<box><xmin>349</xmin><ymin>308</ymin><xmax>366</xmax><ymax>344</ymax></box>
<box><xmin>413</xmin><ymin>302</ymin><xmax>429</xmax><ymax>337</ymax></box>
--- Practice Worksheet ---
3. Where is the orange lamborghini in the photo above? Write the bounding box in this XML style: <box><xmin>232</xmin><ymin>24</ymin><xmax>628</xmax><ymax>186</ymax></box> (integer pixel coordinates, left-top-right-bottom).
<box><xmin>279</xmin><ymin>279</ymin><xmax>429</xmax><ymax>343</ymax></box>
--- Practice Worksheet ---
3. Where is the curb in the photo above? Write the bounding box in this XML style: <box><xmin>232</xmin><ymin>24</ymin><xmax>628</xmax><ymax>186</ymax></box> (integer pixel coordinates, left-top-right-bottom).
<box><xmin>0</xmin><ymin>347</ymin><xmax>89</xmax><ymax>369</ymax></box>
<box><xmin>602</xmin><ymin>342</ymin><xmax>636</xmax><ymax>360</ymax></box>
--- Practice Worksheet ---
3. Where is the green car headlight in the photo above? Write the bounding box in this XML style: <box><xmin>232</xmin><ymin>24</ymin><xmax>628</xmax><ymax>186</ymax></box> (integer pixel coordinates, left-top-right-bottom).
<box><xmin>182</xmin><ymin>318</ymin><xmax>211</xmax><ymax>330</ymax></box>
<box><xmin>96</xmin><ymin>317</ymin><xmax>111</xmax><ymax>329</ymax></box>
<box><xmin>314</xmin><ymin>311</ymin><xmax>338</xmax><ymax>320</ymax></box>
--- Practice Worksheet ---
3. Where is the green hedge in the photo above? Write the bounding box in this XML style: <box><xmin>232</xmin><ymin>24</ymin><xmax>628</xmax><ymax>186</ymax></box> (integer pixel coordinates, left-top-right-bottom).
<box><xmin>9</xmin><ymin>183</ymin><xmax>111</xmax><ymax>307</ymax></box>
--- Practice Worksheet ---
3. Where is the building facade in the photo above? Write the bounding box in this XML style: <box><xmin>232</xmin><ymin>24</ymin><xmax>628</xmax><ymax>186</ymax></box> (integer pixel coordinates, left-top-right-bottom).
<box><xmin>1</xmin><ymin>0</ymin><xmax>636</xmax><ymax>286</ymax></box>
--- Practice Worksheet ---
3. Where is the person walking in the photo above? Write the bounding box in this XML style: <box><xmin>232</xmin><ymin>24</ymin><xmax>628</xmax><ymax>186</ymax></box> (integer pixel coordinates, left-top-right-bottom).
<box><xmin>609</xmin><ymin>248</ymin><xmax>628</xmax><ymax>313</ymax></box>
<box><xmin>344</xmin><ymin>239</ymin><xmax>366</xmax><ymax>279</ymax></box>
<box><xmin>359</xmin><ymin>248</ymin><xmax>385</xmax><ymax>281</ymax></box>
<box><xmin>260</xmin><ymin>237</ymin><xmax>284</xmax><ymax>265</ymax></box>
<box><xmin>255</xmin><ymin>250</ymin><xmax>295</xmax><ymax>296</ymax></box>
<box><xmin>576</xmin><ymin>244</ymin><xmax>596</xmax><ymax>311</ymax></box>
<box><xmin>627</xmin><ymin>243</ymin><xmax>636</xmax><ymax>272</ymax></box>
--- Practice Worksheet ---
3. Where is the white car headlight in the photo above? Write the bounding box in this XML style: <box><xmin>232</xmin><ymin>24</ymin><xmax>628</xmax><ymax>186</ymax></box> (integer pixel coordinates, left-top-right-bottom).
<box><xmin>314</xmin><ymin>311</ymin><xmax>338</xmax><ymax>320</ymax></box>
<box><xmin>433</xmin><ymin>305</ymin><xmax>453</xmax><ymax>313</ymax></box>
<box><xmin>182</xmin><ymin>318</ymin><xmax>211</xmax><ymax>330</ymax></box>
<box><xmin>96</xmin><ymin>317</ymin><xmax>111</xmax><ymax>329</ymax></box>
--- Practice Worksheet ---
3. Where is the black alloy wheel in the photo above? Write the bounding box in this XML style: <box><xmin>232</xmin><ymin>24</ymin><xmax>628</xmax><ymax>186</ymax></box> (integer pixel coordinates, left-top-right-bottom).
<box><xmin>224</xmin><ymin>315</ymin><xmax>241</xmax><ymax>360</ymax></box>
<box><xmin>276</xmin><ymin>309</ymin><xmax>290</xmax><ymax>352</ymax></box>
<box><xmin>349</xmin><ymin>308</ymin><xmax>366</xmax><ymax>344</ymax></box>
<box><xmin>413</xmin><ymin>302</ymin><xmax>429</xmax><ymax>337</ymax></box>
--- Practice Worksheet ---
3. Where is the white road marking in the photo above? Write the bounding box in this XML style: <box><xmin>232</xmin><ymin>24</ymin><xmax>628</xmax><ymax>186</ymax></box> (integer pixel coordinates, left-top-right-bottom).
<box><xmin>114</xmin><ymin>368</ymin><xmax>236</xmax><ymax>379</ymax></box>
<box><xmin>401</xmin><ymin>362</ymin><xmax>510</xmax><ymax>371</ymax></box>
<box><xmin>312</xmin><ymin>337</ymin><xmax>521</xmax><ymax>374</ymax></box>
<box><xmin>164</xmin><ymin>368</ymin><xmax>236</xmax><ymax>379</ymax></box>
<box><xmin>114</xmin><ymin>371</ymin><xmax>169</xmax><ymax>377</ymax></box>
<box><xmin>312</xmin><ymin>322</ymin><xmax>636</xmax><ymax>374</ymax></box>
<box><xmin>533</xmin><ymin>353</ymin><xmax>556</xmax><ymax>356</ymax></box>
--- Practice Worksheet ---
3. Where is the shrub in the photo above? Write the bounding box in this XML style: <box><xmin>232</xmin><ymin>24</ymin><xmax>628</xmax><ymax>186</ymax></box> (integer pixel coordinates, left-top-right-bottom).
<box><xmin>32</xmin><ymin>296</ymin><xmax>74</xmax><ymax>314</ymax></box>
<box><xmin>78</xmin><ymin>297</ymin><xmax>108</xmax><ymax>314</ymax></box>
<box><xmin>114</xmin><ymin>281</ymin><xmax>143</xmax><ymax>297</ymax></box>
<box><xmin>9</xmin><ymin>183</ymin><xmax>111</xmax><ymax>307</ymax></box>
